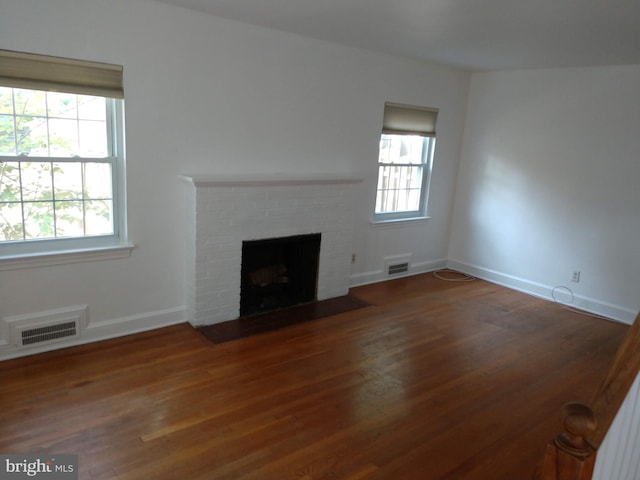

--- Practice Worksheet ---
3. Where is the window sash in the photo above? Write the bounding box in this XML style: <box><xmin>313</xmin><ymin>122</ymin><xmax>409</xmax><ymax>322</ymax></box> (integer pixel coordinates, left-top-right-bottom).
<box><xmin>1</xmin><ymin>90</ymin><xmax>116</xmax><ymax>158</ymax></box>
<box><xmin>0</xmin><ymin>157</ymin><xmax>117</xmax><ymax>242</ymax></box>
<box><xmin>0</xmin><ymin>93</ymin><xmax>125</xmax><ymax>249</ymax></box>
<box><xmin>374</xmin><ymin>135</ymin><xmax>435</xmax><ymax>222</ymax></box>
<box><xmin>376</xmin><ymin>165</ymin><xmax>425</xmax><ymax>213</ymax></box>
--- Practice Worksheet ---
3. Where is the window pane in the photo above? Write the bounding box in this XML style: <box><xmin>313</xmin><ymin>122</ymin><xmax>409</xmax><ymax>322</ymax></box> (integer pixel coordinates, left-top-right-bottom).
<box><xmin>16</xmin><ymin>116</ymin><xmax>48</xmax><ymax>155</ymax></box>
<box><xmin>379</xmin><ymin>134</ymin><xmax>425</xmax><ymax>165</ymax></box>
<box><xmin>376</xmin><ymin>189</ymin><xmax>390</xmax><ymax>213</ymax></box>
<box><xmin>379</xmin><ymin>135</ymin><xmax>392</xmax><ymax>163</ymax></box>
<box><xmin>399</xmin><ymin>165</ymin><xmax>410</xmax><ymax>187</ymax></box>
<box><xmin>394</xmin><ymin>189</ymin><xmax>408</xmax><ymax>211</ymax></box>
<box><xmin>23</xmin><ymin>201</ymin><xmax>54</xmax><ymax>239</ymax></box>
<box><xmin>48</xmin><ymin>118</ymin><xmax>79</xmax><ymax>157</ymax></box>
<box><xmin>0</xmin><ymin>87</ymin><xmax>13</xmax><ymax>114</ymax></box>
<box><xmin>0</xmin><ymin>202</ymin><xmax>24</xmax><ymax>240</ymax></box>
<box><xmin>85</xmin><ymin>199</ymin><xmax>113</xmax><ymax>235</ymax></box>
<box><xmin>47</xmin><ymin>92</ymin><xmax>77</xmax><ymax>119</ymax></box>
<box><xmin>391</xmin><ymin>166</ymin><xmax>422</xmax><ymax>190</ymax></box>
<box><xmin>402</xmin><ymin>136</ymin><xmax>426</xmax><ymax>165</ymax></box>
<box><xmin>20</xmin><ymin>162</ymin><xmax>53</xmax><ymax>201</ymax></box>
<box><xmin>0</xmin><ymin>115</ymin><xmax>16</xmax><ymax>155</ymax></box>
<box><xmin>55</xmin><ymin>200</ymin><xmax>84</xmax><ymax>237</ymax></box>
<box><xmin>407</xmin><ymin>167</ymin><xmax>423</xmax><ymax>189</ymax></box>
<box><xmin>14</xmin><ymin>89</ymin><xmax>46</xmax><ymax>117</ymax></box>
<box><xmin>0</xmin><ymin>162</ymin><xmax>21</xmax><ymax>202</ymax></box>
<box><xmin>407</xmin><ymin>188</ymin><xmax>422</xmax><ymax>210</ymax></box>
<box><xmin>382</xmin><ymin>190</ymin><xmax>396</xmax><ymax>212</ymax></box>
<box><xmin>84</xmin><ymin>163</ymin><xmax>112</xmax><ymax>199</ymax></box>
<box><xmin>78</xmin><ymin>96</ymin><xmax>106</xmax><ymax>121</ymax></box>
<box><xmin>53</xmin><ymin>162</ymin><xmax>83</xmax><ymax>199</ymax></box>
<box><xmin>79</xmin><ymin>120</ymin><xmax>108</xmax><ymax>157</ymax></box>
<box><xmin>377</xmin><ymin>165</ymin><xmax>386</xmax><ymax>189</ymax></box>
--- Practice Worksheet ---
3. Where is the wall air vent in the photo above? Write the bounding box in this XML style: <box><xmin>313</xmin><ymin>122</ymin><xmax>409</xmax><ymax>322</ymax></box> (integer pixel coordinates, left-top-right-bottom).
<box><xmin>387</xmin><ymin>262</ymin><xmax>409</xmax><ymax>275</ymax></box>
<box><xmin>383</xmin><ymin>254</ymin><xmax>412</xmax><ymax>277</ymax></box>
<box><xmin>20</xmin><ymin>321</ymin><xmax>78</xmax><ymax>346</ymax></box>
<box><xmin>6</xmin><ymin>305</ymin><xmax>87</xmax><ymax>350</ymax></box>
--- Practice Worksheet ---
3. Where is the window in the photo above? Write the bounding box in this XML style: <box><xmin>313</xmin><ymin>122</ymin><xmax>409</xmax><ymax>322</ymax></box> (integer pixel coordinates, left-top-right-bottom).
<box><xmin>0</xmin><ymin>50</ymin><xmax>129</xmax><ymax>266</ymax></box>
<box><xmin>374</xmin><ymin>102</ymin><xmax>438</xmax><ymax>222</ymax></box>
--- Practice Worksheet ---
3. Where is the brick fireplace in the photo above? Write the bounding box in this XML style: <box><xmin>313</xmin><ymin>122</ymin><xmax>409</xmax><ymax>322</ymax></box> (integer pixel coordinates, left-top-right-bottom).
<box><xmin>181</xmin><ymin>174</ymin><xmax>361</xmax><ymax>326</ymax></box>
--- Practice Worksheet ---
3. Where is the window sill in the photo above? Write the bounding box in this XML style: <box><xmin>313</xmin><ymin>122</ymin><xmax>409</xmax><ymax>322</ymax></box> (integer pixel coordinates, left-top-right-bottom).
<box><xmin>0</xmin><ymin>243</ymin><xmax>135</xmax><ymax>271</ymax></box>
<box><xmin>370</xmin><ymin>216</ymin><xmax>431</xmax><ymax>228</ymax></box>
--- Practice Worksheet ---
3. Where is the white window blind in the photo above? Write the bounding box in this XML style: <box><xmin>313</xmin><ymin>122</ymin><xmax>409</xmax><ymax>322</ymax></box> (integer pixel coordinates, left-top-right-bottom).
<box><xmin>382</xmin><ymin>102</ymin><xmax>438</xmax><ymax>137</ymax></box>
<box><xmin>0</xmin><ymin>49</ymin><xmax>123</xmax><ymax>99</ymax></box>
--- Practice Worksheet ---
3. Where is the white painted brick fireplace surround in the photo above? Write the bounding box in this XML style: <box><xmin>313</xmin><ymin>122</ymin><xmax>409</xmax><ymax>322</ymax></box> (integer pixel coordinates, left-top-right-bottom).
<box><xmin>182</xmin><ymin>175</ymin><xmax>362</xmax><ymax>326</ymax></box>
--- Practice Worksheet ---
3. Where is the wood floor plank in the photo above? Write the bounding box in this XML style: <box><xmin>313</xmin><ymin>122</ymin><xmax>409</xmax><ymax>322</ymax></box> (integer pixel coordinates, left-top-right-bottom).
<box><xmin>0</xmin><ymin>273</ymin><xmax>627</xmax><ymax>479</ymax></box>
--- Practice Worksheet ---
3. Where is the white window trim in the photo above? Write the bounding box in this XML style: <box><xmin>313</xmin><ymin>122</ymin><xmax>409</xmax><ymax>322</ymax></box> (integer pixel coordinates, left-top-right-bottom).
<box><xmin>0</xmin><ymin>242</ymin><xmax>134</xmax><ymax>271</ymax></box>
<box><xmin>372</xmin><ymin>135</ymin><xmax>435</xmax><ymax>224</ymax></box>
<box><xmin>369</xmin><ymin>215</ymin><xmax>431</xmax><ymax>228</ymax></box>
<box><xmin>0</xmin><ymin>98</ymin><xmax>133</xmax><ymax>269</ymax></box>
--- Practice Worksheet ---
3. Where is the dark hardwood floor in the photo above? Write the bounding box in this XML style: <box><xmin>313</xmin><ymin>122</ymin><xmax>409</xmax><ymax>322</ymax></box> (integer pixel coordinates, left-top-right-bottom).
<box><xmin>0</xmin><ymin>273</ymin><xmax>628</xmax><ymax>479</ymax></box>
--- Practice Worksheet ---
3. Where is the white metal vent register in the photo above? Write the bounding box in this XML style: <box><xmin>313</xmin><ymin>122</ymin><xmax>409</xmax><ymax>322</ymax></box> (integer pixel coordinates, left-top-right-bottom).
<box><xmin>6</xmin><ymin>305</ymin><xmax>87</xmax><ymax>349</ymax></box>
<box><xmin>384</xmin><ymin>254</ymin><xmax>412</xmax><ymax>277</ymax></box>
<box><xmin>19</xmin><ymin>321</ymin><xmax>78</xmax><ymax>346</ymax></box>
<box><xmin>388</xmin><ymin>262</ymin><xmax>409</xmax><ymax>275</ymax></box>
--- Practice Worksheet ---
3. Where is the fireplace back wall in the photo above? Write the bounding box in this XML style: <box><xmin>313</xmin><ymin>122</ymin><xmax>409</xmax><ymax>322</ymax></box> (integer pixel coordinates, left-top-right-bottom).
<box><xmin>240</xmin><ymin>233</ymin><xmax>321</xmax><ymax>316</ymax></box>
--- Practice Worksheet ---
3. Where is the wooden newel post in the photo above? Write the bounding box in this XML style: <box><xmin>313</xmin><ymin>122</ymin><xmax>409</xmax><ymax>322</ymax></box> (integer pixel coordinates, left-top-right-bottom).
<box><xmin>537</xmin><ymin>402</ymin><xmax>597</xmax><ymax>480</ymax></box>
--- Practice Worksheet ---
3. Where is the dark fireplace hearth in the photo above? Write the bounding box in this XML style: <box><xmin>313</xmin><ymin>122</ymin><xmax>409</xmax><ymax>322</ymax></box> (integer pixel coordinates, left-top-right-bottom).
<box><xmin>240</xmin><ymin>233</ymin><xmax>321</xmax><ymax>317</ymax></box>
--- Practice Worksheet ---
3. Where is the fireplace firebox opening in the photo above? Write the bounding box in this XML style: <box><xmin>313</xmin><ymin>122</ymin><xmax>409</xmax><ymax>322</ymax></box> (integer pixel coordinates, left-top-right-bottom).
<box><xmin>240</xmin><ymin>233</ymin><xmax>321</xmax><ymax>317</ymax></box>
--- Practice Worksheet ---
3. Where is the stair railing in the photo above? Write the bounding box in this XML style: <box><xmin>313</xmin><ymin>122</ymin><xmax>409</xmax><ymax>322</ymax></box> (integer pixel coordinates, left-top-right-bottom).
<box><xmin>535</xmin><ymin>311</ymin><xmax>640</xmax><ymax>480</ymax></box>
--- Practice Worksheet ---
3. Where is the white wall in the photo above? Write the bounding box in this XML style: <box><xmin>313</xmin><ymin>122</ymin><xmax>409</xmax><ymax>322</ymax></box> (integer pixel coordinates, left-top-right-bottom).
<box><xmin>0</xmin><ymin>0</ymin><xmax>470</xmax><ymax>358</ymax></box>
<box><xmin>449</xmin><ymin>66</ymin><xmax>640</xmax><ymax>322</ymax></box>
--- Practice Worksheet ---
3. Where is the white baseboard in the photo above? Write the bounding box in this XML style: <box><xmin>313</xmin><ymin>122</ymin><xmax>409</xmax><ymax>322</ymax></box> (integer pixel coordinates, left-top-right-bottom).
<box><xmin>350</xmin><ymin>258</ymin><xmax>448</xmax><ymax>288</ymax></box>
<box><xmin>4</xmin><ymin>258</ymin><xmax>633</xmax><ymax>361</ymax></box>
<box><xmin>446</xmin><ymin>259</ymin><xmax>637</xmax><ymax>325</ymax></box>
<box><xmin>0</xmin><ymin>306</ymin><xmax>187</xmax><ymax>361</ymax></box>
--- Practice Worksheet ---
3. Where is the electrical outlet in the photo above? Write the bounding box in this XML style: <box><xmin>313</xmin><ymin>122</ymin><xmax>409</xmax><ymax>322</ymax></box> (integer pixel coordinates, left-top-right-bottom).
<box><xmin>351</xmin><ymin>253</ymin><xmax>356</xmax><ymax>264</ymax></box>
<box><xmin>572</xmin><ymin>271</ymin><xmax>581</xmax><ymax>283</ymax></box>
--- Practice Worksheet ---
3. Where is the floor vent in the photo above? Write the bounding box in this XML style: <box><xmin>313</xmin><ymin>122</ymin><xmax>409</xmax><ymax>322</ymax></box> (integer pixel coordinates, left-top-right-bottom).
<box><xmin>7</xmin><ymin>305</ymin><xmax>87</xmax><ymax>350</ymax></box>
<box><xmin>388</xmin><ymin>262</ymin><xmax>409</xmax><ymax>275</ymax></box>
<box><xmin>20</xmin><ymin>321</ymin><xmax>78</xmax><ymax>346</ymax></box>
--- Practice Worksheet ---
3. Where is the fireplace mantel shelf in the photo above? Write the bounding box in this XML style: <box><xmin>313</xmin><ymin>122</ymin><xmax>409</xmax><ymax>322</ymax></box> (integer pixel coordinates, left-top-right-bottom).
<box><xmin>180</xmin><ymin>173</ymin><xmax>363</xmax><ymax>187</ymax></box>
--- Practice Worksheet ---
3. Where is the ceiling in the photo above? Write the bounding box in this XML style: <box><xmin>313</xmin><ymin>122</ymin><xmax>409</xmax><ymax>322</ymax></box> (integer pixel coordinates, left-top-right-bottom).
<box><xmin>153</xmin><ymin>0</ymin><xmax>640</xmax><ymax>71</ymax></box>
